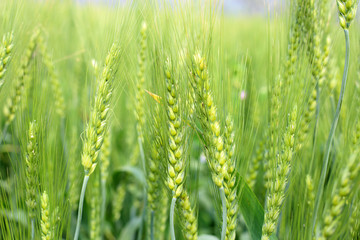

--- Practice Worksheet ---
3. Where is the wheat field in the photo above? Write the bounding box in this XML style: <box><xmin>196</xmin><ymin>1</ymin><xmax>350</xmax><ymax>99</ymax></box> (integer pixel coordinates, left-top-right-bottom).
<box><xmin>0</xmin><ymin>0</ymin><xmax>359</xmax><ymax>239</ymax></box>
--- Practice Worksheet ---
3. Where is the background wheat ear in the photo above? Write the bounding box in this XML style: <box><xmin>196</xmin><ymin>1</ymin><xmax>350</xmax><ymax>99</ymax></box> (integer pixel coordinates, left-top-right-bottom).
<box><xmin>134</xmin><ymin>21</ymin><xmax>147</xmax><ymax>164</ymax></box>
<box><xmin>3</xmin><ymin>29</ymin><xmax>40</xmax><ymax>129</ymax></box>
<box><xmin>350</xmin><ymin>203</ymin><xmax>360</xmax><ymax>239</ymax></box>
<box><xmin>246</xmin><ymin>138</ymin><xmax>265</xmax><ymax>190</ymax></box>
<box><xmin>37</xmin><ymin>34</ymin><xmax>65</xmax><ymax>118</ymax></box>
<box><xmin>24</xmin><ymin>121</ymin><xmax>39</xmax><ymax>240</ymax></box>
<box><xmin>0</xmin><ymin>31</ymin><xmax>14</xmax><ymax>92</ymax></box>
<box><xmin>68</xmin><ymin>127</ymin><xmax>81</xmax><ymax>211</ymax></box>
<box><xmin>145</xmin><ymin>103</ymin><xmax>169</xmax><ymax>240</ymax></box>
<box><xmin>262</xmin><ymin>106</ymin><xmax>297</xmax><ymax>240</ymax></box>
<box><xmin>89</xmin><ymin>170</ymin><xmax>101</xmax><ymax>240</ymax></box>
<box><xmin>317</xmin><ymin>148</ymin><xmax>360</xmax><ymax>239</ymax></box>
<box><xmin>40</xmin><ymin>191</ymin><xmax>50</xmax><ymax>240</ymax></box>
<box><xmin>112</xmin><ymin>183</ymin><xmax>126</xmax><ymax>222</ymax></box>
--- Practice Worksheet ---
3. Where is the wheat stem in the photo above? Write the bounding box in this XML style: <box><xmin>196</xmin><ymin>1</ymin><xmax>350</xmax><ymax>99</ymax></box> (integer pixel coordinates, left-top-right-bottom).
<box><xmin>312</xmin><ymin>28</ymin><xmax>350</xmax><ymax>235</ymax></box>
<box><xmin>0</xmin><ymin>123</ymin><xmax>9</xmax><ymax>145</ymax></box>
<box><xmin>170</xmin><ymin>197</ymin><xmax>177</xmax><ymax>240</ymax></box>
<box><xmin>150</xmin><ymin>210</ymin><xmax>155</xmax><ymax>240</ymax></box>
<box><xmin>31</xmin><ymin>218</ymin><xmax>35</xmax><ymax>240</ymax></box>
<box><xmin>137</xmin><ymin>196</ymin><xmax>147</xmax><ymax>240</ymax></box>
<box><xmin>220</xmin><ymin>187</ymin><xmax>227</xmax><ymax>240</ymax></box>
<box><xmin>74</xmin><ymin>175</ymin><xmax>89</xmax><ymax>240</ymax></box>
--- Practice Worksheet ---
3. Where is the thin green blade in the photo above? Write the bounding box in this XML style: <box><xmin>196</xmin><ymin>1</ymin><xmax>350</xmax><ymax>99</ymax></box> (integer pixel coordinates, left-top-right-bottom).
<box><xmin>238</xmin><ymin>176</ymin><xmax>277</xmax><ymax>240</ymax></box>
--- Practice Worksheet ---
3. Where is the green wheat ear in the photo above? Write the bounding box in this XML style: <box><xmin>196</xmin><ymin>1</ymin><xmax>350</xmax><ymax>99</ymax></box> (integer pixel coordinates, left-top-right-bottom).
<box><xmin>147</xmin><ymin>106</ymin><xmax>163</xmax><ymax>211</ymax></box>
<box><xmin>74</xmin><ymin>43</ymin><xmax>121</xmax><ymax>240</ymax></box>
<box><xmin>135</xmin><ymin>21</ymin><xmax>147</xmax><ymax>143</ymax></box>
<box><xmin>262</xmin><ymin>106</ymin><xmax>297</xmax><ymax>240</ymax></box>
<box><xmin>305</xmin><ymin>175</ymin><xmax>315</xmax><ymax>216</ymax></box>
<box><xmin>3</xmin><ymin>29</ymin><xmax>40</xmax><ymax>126</ymax></box>
<box><xmin>164</xmin><ymin>57</ymin><xmax>186</xmax><ymax>199</ymax></box>
<box><xmin>190</xmin><ymin>52</ymin><xmax>228</xmax><ymax>240</ymax></box>
<box><xmin>81</xmin><ymin>43</ymin><xmax>121</xmax><ymax>176</ymax></box>
<box><xmin>25</xmin><ymin>121</ymin><xmax>39</xmax><ymax>216</ymax></box>
<box><xmin>155</xmin><ymin>188</ymin><xmax>169</xmax><ymax>240</ymax></box>
<box><xmin>246</xmin><ymin>139</ymin><xmax>265</xmax><ymax>190</ymax></box>
<box><xmin>38</xmin><ymin>34</ymin><xmax>65</xmax><ymax>118</ymax></box>
<box><xmin>25</xmin><ymin>121</ymin><xmax>39</xmax><ymax>240</ymax></box>
<box><xmin>191</xmin><ymin>53</ymin><xmax>227</xmax><ymax>188</ymax></box>
<box><xmin>100</xmin><ymin>131</ymin><xmax>111</xmax><ymax>185</ymax></box>
<box><xmin>177</xmin><ymin>190</ymin><xmax>198</xmax><ymax>240</ymax></box>
<box><xmin>336</xmin><ymin>0</ymin><xmax>358</xmax><ymax>29</ymax></box>
<box><xmin>89</xmin><ymin>172</ymin><xmax>101</xmax><ymax>240</ymax></box>
<box><xmin>40</xmin><ymin>191</ymin><xmax>51</xmax><ymax>240</ymax></box>
<box><xmin>223</xmin><ymin>115</ymin><xmax>238</xmax><ymax>240</ymax></box>
<box><xmin>350</xmin><ymin>203</ymin><xmax>360</xmax><ymax>239</ymax></box>
<box><xmin>318</xmin><ymin>152</ymin><xmax>360</xmax><ymax>239</ymax></box>
<box><xmin>100</xmin><ymin>130</ymin><xmax>111</xmax><ymax>222</ymax></box>
<box><xmin>146</xmin><ymin>104</ymin><xmax>168</xmax><ymax>239</ymax></box>
<box><xmin>69</xmin><ymin>128</ymin><xmax>81</xmax><ymax>211</ymax></box>
<box><xmin>112</xmin><ymin>184</ymin><xmax>126</xmax><ymax>222</ymax></box>
<box><xmin>0</xmin><ymin>31</ymin><xmax>14</xmax><ymax>91</ymax></box>
<box><xmin>164</xmin><ymin>57</ymin><xmax>189</xmax><ymax>240</ymax></box>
